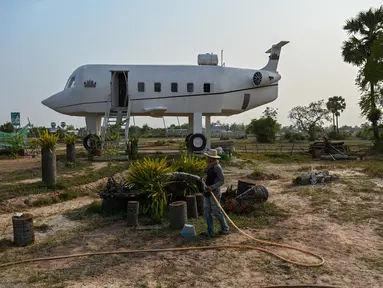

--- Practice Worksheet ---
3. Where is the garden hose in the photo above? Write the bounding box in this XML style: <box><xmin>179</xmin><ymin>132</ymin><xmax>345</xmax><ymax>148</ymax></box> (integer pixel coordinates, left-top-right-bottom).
<box><xmin>0</xmin><ymin>191</ymin><xmax>324</xmax><ymax>269</ymax></box>
<box><xmin>263</xmin><ymin>285</ymin><xmax>341</xmax><ymax>288</ymax></box>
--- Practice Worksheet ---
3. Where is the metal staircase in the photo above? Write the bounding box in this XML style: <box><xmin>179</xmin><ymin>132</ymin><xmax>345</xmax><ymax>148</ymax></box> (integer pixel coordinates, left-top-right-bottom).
<box><xmin>100</xmin><ymin>71</ymin><xmax>131</xmax><ymax>153</ymax></box>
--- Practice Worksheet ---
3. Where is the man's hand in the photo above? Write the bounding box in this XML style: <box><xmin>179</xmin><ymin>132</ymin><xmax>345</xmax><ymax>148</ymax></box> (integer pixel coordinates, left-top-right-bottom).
<box><xmin>207</xmin><ymin>186</ymin><xmax>213</xmax><ymax>192</ymax></box>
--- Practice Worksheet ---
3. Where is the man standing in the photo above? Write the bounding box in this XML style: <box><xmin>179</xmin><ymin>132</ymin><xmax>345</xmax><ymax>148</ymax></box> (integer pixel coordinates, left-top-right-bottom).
<box><xmin>200</xmin><ymin>149</ymin><xmax>230</xmax><ymax>238</ymax></box>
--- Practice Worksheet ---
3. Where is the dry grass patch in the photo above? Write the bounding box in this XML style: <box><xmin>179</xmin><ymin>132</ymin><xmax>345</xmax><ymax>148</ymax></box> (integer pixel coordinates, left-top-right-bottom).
<box><xmin>341</xmin><ymin>178</ymin><xmax>380</xmax><ymax>195</ymax></box>
<box><xmin>246</xmin><ymin>166</ymin><xmax>280</xmax><ymax>181</ymax></box>
<box><xmin>329</xmin><ymin>201</ymin><xmax>383</xmax><ymax>224</ymax></box>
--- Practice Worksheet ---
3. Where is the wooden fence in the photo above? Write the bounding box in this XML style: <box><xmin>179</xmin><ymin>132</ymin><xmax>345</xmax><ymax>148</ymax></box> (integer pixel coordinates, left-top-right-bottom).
<box><xmin>137</xmin><ymin>141</ymin><xmax>375</xmax><ymax>154</ymax></box>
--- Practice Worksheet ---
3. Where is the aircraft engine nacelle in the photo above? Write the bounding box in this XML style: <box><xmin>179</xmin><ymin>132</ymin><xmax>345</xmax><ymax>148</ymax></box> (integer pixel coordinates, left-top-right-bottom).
<box><xmin>252</xmin><ymin>70</ymin><xmax>281</xmax><ymax>87</ymax></box>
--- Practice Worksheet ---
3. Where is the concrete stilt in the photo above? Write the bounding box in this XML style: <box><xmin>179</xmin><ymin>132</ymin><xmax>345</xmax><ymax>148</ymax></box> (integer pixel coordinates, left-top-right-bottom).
<box><xmin>85</xmin><ymin>115</ymin><xmax>102</xmax><ymax>135</ymax></box>
<box><xmin>205</xmin><ymin>115</ymin><xmax>212</xmax><ymax>150</ymax></box>
<box><xmin>188</xmin><ymin>115</ymin><xmax>194</xmax><ymax>134</ymax></box>
<box><xmin>192</xmin><ymin>112</ymin><xmax>203</xmax><ymax>134</ymax></box>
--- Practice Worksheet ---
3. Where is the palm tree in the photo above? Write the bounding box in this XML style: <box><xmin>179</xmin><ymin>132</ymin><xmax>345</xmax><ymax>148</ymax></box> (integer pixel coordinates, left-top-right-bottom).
<box><xmin>326</xmin><ymin>99</ymin><xmax>336</xmax><ymax>131</ymax></box>
<box><xmin>341</xmin><ymin>6</ymin><xmax>383</xmax><ymax>140</ymax></box>
<box><xmin>326</xmin><ymin>96</ymin><xmax>346</xmax><ymax>133</ymax></box>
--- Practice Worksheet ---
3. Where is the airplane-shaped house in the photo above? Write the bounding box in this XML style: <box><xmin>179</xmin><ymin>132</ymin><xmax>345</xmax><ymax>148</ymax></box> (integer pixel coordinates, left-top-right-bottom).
<box><xmin>42</xmin><ymin>40</ymin><xmax>289</xmax><ymax>153</ymax></box>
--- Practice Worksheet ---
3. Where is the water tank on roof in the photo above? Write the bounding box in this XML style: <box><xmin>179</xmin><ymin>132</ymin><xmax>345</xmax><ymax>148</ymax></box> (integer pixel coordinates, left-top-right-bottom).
<box><xmin>198</xmin><ymin>53</ymin><xmax>219</xmax><ymax>66</ymax></box>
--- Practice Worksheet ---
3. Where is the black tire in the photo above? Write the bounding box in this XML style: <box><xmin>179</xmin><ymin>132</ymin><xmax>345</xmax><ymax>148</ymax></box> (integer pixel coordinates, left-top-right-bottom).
<box><xmin>188</xmin><ymin>133</ymin><xmax>206</xmax><ymax>152</ymax></box>
<box><xmin>83</xmin><ymin>134</ymin><xmax>101</xmax><ymax>153</ymax></box>
<box><xmin>83</xmin><ymin>135</ymin><xmax>91</xmax><ymax>151</ymax></box>
<box><xmin>185</xmin><ymin>133</ymin><xmax>193</xmax><ymax>148</ymax></box>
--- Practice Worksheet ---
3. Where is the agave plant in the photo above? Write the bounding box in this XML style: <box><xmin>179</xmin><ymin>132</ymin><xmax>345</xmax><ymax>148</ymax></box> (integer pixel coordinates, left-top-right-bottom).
<box><xmin>32</xmin><ymin>129</ymin><xmax>59</xmax><ymax>186</ymax></box>
<box><xmin>33</xmin><ymin>129</ymin><xmax>59</xmax><ymax>151</ymax></box>
<box><xmin>126</xmin><ymin>157</ymin><xmax>175</xmax><ymax>221</ymax></box>
<box><xmin>63</xmin><ymin>133</ymin><xmax>76</xmax><ymax>145</ymax></box>
<box><xmin>173</xmin><ymin>153</ymin><xmax>207</xmax><ymax>176</ymax></box>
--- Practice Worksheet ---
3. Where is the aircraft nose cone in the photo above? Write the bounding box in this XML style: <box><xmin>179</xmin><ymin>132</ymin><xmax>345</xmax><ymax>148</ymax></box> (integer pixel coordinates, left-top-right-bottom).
<box><xmin>41</xmin><ymin>97</ymin><xmax>50</xmax><ymax>107</ymax></box>
<box><xmin>41</xmin><ymin>95</ymin><xmax>56</xmax><ymax>109</ymax></box>
<box><xmin>42</xmin><ymin>91</ymin><xmax>68</xmax><ymax>110</ymax></box>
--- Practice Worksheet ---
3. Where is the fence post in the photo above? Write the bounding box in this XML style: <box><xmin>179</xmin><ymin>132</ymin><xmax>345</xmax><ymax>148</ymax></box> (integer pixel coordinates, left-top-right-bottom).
<box><xmin>291</xmin><ymin>142</ymin><xmax>295</xmax><ymax>155</ymax></box>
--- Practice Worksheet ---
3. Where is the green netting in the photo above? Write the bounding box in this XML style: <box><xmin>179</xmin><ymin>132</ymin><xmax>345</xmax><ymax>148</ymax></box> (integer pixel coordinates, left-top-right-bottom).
<box><xmin>0</xmin><ymin>125</ymin><xmax>30</xmax><ymax>148</ymax></box>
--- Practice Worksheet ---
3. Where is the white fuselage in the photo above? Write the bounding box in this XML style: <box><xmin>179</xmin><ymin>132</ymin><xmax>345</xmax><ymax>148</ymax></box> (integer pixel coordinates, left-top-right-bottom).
<box><xmin>42</xmin><ymin>64</ymin><xmax>281</xmax><ymax>118</ymax></box>
<box><xmin>41</xmin><ymin>40</ymin><xmax>289</xmax><ymax>142</ymax></box>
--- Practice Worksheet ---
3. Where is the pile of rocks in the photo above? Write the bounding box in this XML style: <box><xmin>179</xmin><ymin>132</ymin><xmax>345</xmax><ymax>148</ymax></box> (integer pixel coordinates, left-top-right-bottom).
<box><xmin>292</xmin><ymin>170</ymin><xmax>339</xmax><ymax>186</ymax></box>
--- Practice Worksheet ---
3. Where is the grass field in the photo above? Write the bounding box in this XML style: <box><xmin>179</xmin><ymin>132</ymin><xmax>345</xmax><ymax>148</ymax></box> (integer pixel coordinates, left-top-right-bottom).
<box><xmin>0</xmin><ymin>144</ymin><xmax>382</xmax><ymax>287</ymax></box>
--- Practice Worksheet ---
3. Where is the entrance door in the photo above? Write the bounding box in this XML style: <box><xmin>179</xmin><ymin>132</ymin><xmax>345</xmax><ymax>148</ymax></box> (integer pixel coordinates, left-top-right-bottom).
<box><xmin>118</xmin><ymin>72</ymin><xmax>127</xmax><ymax>107</ymax></box>
<box><xmin>111</xmin><ymin>71</ymin><xmax>129</xmax><ymax>108</ymax></box>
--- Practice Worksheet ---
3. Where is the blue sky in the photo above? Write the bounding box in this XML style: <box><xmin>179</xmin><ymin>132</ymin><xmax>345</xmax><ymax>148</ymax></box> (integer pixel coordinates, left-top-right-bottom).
<box><xmin>0</xmin><ymin>0</ymin><xmax>382</xmax><ymax>129</ymax></box>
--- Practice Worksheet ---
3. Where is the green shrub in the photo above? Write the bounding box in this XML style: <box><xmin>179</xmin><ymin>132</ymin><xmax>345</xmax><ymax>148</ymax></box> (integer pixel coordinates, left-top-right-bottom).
<box><xmin>173</xmin><ymin>153</ymin><xmax>207</xmax><ymax>176</ymax></box>
<box><xmin>6</xmin><ymin>133</ymin><xmax>24</xmax><ymax>157</ymax></box>
<box><xmin>327</xmin><ymin>130</ymin><xmax>351</xmax><ymax>140</ymax></box>
<box><xmin>283</xmin><ymin>130</ymin><xmax>306</xmax><ymax>142</ymax></box>
<box><xmin>33</xmin><ymin>129</ymin><xmax>59</xmax><ymax>151</ymax></box>
<box><xmin>126</xmin><ymin>157</ymin><xmax>175</xmax><ymax>221</ymax></box>
<box><xmin>218</xmin><ymin>153</ymin><xmax>230</xmax><ymax>161</ymax></box>
<box><xmin>63</xmin><ymin>133</ymin><xmax>76</xmax><ymax>145</ymax></box>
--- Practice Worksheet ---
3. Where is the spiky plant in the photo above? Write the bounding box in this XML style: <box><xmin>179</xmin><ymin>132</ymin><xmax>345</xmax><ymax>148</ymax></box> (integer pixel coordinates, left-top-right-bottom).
<box><xmin>173</xmin><ymin>153</ymin><xmax>207</xmax><ymax>176</ymax></box>
<box><xmin>63</xmin><ymin>133</ymin><xmax>76</xmax><ymax>145</ymax></box>
<box><xmin>126</xmin><ymin>157</ymin><xmax>175</xmax><ymax>221</ymax></box>
<box><xmin>34</xmin><ymin>129</ymin><xmax>59</xmax><ymax>151</ymax></box>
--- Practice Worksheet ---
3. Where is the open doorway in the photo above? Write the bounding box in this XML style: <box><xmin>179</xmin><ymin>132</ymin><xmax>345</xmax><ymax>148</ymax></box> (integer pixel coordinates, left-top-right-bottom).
<box><xmin>111</xmin><ymin>71</ymin><xmax>129</xmax><ymax>108</ymax></box>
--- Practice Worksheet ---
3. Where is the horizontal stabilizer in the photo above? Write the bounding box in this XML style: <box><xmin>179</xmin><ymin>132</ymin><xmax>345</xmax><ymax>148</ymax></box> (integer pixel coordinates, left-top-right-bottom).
<box><xmin>261</xmin><ymin>41</ymin><xmax>289</xmax><ymax>72</ymax></box>
<box><xmin>265</xmin><ymin>41</ymin><xmax>290</xmax><ymax>53</ymax></box>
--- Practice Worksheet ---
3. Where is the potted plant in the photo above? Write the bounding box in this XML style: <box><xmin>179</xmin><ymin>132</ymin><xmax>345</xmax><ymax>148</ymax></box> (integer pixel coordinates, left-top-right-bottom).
<box><xmin>33</xmin><ymin>129</ymin><xmax>59</xmax><ymax>187</ymax></box>
<box><xmin>127</xmin><ymin>134</ymin><xmax>139</xmax><ymax>159</ymax></box>
<box><xmin>63</xmin><ymin>133</ymin><xmax>76</xmax><ymax>163</ymax></box>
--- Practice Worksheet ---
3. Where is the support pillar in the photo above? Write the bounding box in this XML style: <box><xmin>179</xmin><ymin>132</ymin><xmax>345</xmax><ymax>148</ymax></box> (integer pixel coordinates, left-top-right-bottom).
<box><xmin>192</xmin><ymin>112</ymin><xmax>202</xmax><ymax>134</ymax></box>
<box><xmin>85</xmin><ymin>115</ymin><xmax>102</xmax><ymax>135</ymax></box>
<box><xmin>188</xmin><ymin>115</ymin><xmax>194</xmax><ymax>134</ymax></box>
<box><xmin>205</xmin><ymin>115</ymin><xmax>211</xmax><ymax>150</ymax></box>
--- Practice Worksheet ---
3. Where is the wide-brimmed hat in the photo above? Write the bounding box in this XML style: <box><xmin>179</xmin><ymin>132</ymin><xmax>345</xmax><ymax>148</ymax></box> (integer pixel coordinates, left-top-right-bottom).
<box><xmin>203</xmin><ymin>149</ymin><xmax>221</xmax><ymax>159</ymax></box>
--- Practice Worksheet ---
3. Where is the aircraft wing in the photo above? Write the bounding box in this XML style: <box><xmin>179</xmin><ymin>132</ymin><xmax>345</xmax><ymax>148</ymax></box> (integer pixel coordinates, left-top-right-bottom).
<box><xmin>143</xmin><ymin>106</ymin><xmax>168</xmax><ymax>113</ymax></box>
<box><xmin>143</xmin><ymin>106</ymin><xmax>168</xmax><ymax>117</ymax></box>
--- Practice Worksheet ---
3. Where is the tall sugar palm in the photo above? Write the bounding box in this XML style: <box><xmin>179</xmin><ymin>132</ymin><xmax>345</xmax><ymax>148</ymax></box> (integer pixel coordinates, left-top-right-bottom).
<box><xmin>341</xmin><ymin>6</ymin><xmax>383</xmax><ymax>140</ymax></box>
<box><xmin>327</xmin><ymin>96</ymin><xmax>346</xmax><ymax>133</ymax></box>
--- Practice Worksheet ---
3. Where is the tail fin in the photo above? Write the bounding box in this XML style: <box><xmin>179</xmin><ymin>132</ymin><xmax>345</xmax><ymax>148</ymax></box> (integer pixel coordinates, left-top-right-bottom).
<box><xmin>261</xmin><ymin>41</ymin><xmax>289</xmax><ymax>72</ymax></box>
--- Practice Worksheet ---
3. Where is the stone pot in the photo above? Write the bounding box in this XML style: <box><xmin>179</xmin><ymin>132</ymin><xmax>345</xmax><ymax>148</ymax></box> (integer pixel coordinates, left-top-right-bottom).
<box><xmin>41</xmin><ymin>147</ymin><xmax>56</xmax><ymax>187</ymax></box>
<box><xmin>66</xmin><ymin>143</ymin><xmax>76</xmax><ymax>163</ymax></box>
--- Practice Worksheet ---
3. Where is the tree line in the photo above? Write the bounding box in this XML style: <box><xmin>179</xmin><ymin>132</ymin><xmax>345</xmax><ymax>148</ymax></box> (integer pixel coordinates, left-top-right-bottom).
<box><xmin>341</xmin><ymin>5</ymin><xmax>383</xmax><ymax>145</ymax></box>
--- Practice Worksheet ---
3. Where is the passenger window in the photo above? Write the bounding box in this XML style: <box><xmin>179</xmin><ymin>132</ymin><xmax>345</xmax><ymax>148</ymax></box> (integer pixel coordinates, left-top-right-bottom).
<box><xmin>187</xmin><ymin>83</ymin><xmax>194</xmax><ymax>93</ymax></box>
<box><xmin>171</xmin><ymin>83</ymin><xmax>178</xmax><ymax>93</ymax></box>
<box><xmin>203</xmin><ymin>83</ymin><xmax>211</xmax><ymax>93</ymax></box>
<box><xmin>138</xmin><ymin>82</ymin><xmax>145</xmax><ymax>92</ymax></box>
<box><xmin>154</xmin><ymin>82</ymin><xmax>161</xmax><ymax>92</ymax></box>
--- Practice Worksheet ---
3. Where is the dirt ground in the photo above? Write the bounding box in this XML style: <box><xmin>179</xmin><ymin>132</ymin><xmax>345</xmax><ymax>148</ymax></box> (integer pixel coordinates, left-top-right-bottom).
<box><xmin>0</xmin><ymin>156</ymin><xmax>382</xmax><ymax>288</ymax></box>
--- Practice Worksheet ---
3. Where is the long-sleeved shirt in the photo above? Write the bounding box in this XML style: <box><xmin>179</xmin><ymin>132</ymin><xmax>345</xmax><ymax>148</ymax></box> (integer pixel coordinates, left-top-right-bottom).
<box><xmin>206</xmin><ymin>163</ymin><xmax>225</xmax><ymax>192</ymax></box>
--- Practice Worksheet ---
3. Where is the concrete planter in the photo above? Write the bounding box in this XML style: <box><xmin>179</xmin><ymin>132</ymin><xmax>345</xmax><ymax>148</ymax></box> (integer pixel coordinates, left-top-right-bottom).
<box><xmin>41</xmin><ymin>147</ymin><xmax>56</xmax><ymax>187</ymax></box>
<box><xmin>169</xmin><ymin>201</ymin><xmax>187</xmax><ymax>229</ymax></box>
<box><xmin>66</xmin><ymin>144</ymin><xmax>76</xmax><ymax>163</ymax></box>
<box><xmin>12</xmin><ymin>213</ymin><xmax>35</xmax><ymax>247</ymax></box>
<box><xmin>101</xmin><ymin>197</ymin><xmax>129</xmax><ymax>215</ymax></box>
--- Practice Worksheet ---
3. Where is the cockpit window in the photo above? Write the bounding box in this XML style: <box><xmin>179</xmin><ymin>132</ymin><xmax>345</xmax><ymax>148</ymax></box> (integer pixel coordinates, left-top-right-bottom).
<box><xmin>65</xmin><ymin>76</ymin><xmax>76</xmax><ymax>89</ymax></box>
